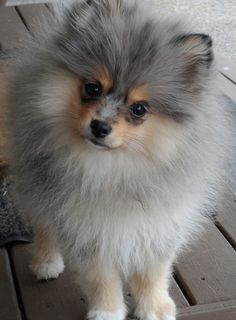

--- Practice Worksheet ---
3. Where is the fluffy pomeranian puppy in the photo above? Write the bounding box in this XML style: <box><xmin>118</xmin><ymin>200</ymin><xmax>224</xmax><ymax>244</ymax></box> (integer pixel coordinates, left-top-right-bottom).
<box><xmin>8</xmin><ymin>1</ymin><xmax>233</xmax><ymax>319</ymax></box>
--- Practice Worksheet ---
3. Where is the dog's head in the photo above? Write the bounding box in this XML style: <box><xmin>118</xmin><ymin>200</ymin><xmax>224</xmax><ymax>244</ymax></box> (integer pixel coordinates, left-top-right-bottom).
<box><xmin>49</xmin><ymin>0</ymin><xmax>214</xmax><ymax>156</ymax></box>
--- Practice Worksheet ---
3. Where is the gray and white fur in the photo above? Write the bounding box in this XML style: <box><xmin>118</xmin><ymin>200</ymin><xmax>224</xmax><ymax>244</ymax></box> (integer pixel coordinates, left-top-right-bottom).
<box><xmin>8</xmin><ymin>1</ymin><xmax>233</xmax><ymax>320</ymax></box>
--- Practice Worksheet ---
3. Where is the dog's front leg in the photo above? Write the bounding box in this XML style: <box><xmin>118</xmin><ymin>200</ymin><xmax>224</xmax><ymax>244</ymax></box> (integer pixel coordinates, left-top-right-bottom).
<box><xmin>76</xmin><ymin>261</ymin><xmax>126</xmax><ymax>320</ymax></box>
<box><xmin>30</xmin><ymin>225</ymin><xmax>64</xmax><ymax>280</ymax></box>
<box><xmin>130</xmin><ymin>259</ymin><xmax>176</xmax><ymax>320</ymax></box>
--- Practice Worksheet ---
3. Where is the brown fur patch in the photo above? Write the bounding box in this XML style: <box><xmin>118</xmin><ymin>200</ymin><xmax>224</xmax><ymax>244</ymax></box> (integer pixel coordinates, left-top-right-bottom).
<box><xmin>67</xmin><ymin>80</ymin><xmax>99</xmax><ymax>142</ymax></box>
<box><xmin>67</xmin><ymin>71</ymin><xmax>113</xmax><ymax>143</ymax></box>
<box><xmin>30</xmin><ymin>227</ymin><xmax>59</xmax><ymax>271</ymax></box>
<box><xmin>128</xmin><ymin>85</ymin><xmax>150</xmax><ymax>104</ymax></box>
<box><xmin>130</xmin><ymin>264</ymin><xmax>176</xmax><ymax>319</ymax></box>
<box><xmin>92</xmin><ymin>276</ymin><xmax>123</xmax><ymax>311</ymax></box>
<box><xmin>97</xmin><ymin>68</ymin><xmax>113</xmax><ymax>93</ymax></box>
<box><xmin>141</xmin><ymin>112</ymin><xmax>176</xmax><ymax>145</ymax></box>
<box><xmin>109</xmin><ymin>110</ymin><xmax>178</xmax><ymax>152</ymax></box>
<box><xmin>132</xmin><ymin>273</ymin><xmax>150</xmax><ymax>293</ymax></box>
<box><xmin>78</xmin><ymin>265</ymin><xmax>124</xmax><ymax>312</ymax></box>
<box><xmin>66</xmin><ymin>77</ymin><xmax>179</xmax><ymax>154</ymax></box>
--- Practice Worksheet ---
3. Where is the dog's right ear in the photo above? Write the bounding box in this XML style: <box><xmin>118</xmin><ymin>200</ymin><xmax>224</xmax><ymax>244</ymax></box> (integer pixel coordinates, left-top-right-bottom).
<box><xmin>171</xmin><ymin>33</ymin><xmax>214</xmax><ymax>69</ymax></box>
<box><xmin>169</xmin><ymin>33</ymin><xmax>214</xmax><ymax>89</ymax></box>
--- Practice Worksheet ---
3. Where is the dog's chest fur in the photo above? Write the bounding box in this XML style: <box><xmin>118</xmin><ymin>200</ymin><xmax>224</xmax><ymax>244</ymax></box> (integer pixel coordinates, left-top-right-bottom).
<box><xmin>53</xmin><ymin>149</ymin><xmax>206</xmax><ymax>273</ymax></box>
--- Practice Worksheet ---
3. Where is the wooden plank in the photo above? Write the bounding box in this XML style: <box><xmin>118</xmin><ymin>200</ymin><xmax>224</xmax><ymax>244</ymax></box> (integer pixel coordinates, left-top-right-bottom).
<box><xmin>0</xmin><ymin>6</ymin><xmax>28</xmax><ymax>49</ymax></box>
<box><xmin>217</xmin><ymin>73</ymin><xmax>236</xmax><ymax>103</ymax></box>
<box><xmin>0</xmin><ymin>248</ymin><xmax>21</xmax><ymax>320</ymax></box>
<box><xmin>215</xmin><ymin>186</ymin><xmax>236</xmax><ymax>249</ymax></box>
<box><xmin>17</xmin><ymin>4</ymin><xmax>52</xmax><ymax>36</ymax></box>
<box><xmin>179</xmin><ymin>308</ymin><xmax>236</xmax><ymax>320</ymax></box>
<box><xmin>178</xmin><ymin>299</ymin><xmax>236</xmax><ymax>316</ymax></box>
<box><xmin>11</xmin><ymin>244</ymin><xmax>87</xmax><ymax>320</ymax></box>
<box><xmin>175</xmin><ymin>222</ymin><xmax>236</xmax><ymax>304</ymax></box>
<box><xmin>0</xmin><ymin>72</ymin><xmax>8</xmax><ymax>164</ymax></box>
<box><xmin>216</xmin><ymin>54</ymin><xmax>236</xmax><ymax>85</ymax></box>
<box><xmin>45</xmin><ymin>3</ymin><xmax>53</xmax><ymax>11</ymax></box>
<box><xmin>170</xmin><ymin>278</ymin><xmax>189</xmax><ymax>308</ymax></box>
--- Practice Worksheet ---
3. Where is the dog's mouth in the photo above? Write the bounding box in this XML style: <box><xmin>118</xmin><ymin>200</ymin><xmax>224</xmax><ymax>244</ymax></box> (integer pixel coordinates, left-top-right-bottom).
<box><xmin>86</xmin><ymin>138</ymin><xmax>110</xmax><ymax>150</ymax></box>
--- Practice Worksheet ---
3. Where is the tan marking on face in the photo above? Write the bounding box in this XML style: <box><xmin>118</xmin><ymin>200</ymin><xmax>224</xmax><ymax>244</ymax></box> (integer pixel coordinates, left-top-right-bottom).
<box><xmin>108</xmin><ymin>112</ymin><xmax>147</xmax><ymax>149</ymax></box>
<box><xmin>128</xmin><ymin>85</ymin><xmax>151</xmax><ymax>104</ymax></box>
<box><xmin>107</xmin><ymin>111</ymin><xmax>181</xmax><ymax>156</ymax></box>
<box><xmin>66</xmin><ymin>77</ymin><xmax>180</xmax><ymax>155</ymax></box>
<box><xmin>97</xmin><ymin>68</ymin><xmax>113</xmax><ymax>93</ymax></box>
<box><xmin>67</xmin><ymin>80</ymin><xmax>99</xmax><ymax>143</ymax></box>
<box><xmin>67</xmin><ymin>70</ymin><xmax>113</xmax><ymax>143</ymax></box>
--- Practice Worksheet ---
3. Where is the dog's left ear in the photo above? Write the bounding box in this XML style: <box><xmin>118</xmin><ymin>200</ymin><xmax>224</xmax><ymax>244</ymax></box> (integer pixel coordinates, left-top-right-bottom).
<box><xmin>171</xmin><ymin>33</ymin><xmax>214</xmax><ymax>79</ymax></box>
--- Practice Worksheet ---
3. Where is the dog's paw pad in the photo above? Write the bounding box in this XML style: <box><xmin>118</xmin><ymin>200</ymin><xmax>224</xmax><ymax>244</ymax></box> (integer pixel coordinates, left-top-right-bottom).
<box><xmin>30</xmin><ymin>254</ymin><xmax>65</xmax><ymax>280</ymax></box>
<box><xmin>88</xmin><ymin>308</ymin><xmax>126</xmax><ymax>320</ymax></box>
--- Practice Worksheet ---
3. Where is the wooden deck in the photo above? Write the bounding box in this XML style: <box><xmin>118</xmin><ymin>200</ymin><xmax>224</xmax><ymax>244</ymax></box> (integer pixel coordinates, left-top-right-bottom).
<box><xmin>0</xmin><ymin>4</ymin><xmax>236</xmax><ymax>320</ymax></box>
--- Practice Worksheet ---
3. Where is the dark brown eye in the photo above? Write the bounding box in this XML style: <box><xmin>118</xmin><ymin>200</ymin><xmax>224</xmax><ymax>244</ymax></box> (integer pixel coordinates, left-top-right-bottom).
<box><xmin>85</xmin><ymin>83</ymin><xmax>102</xmax><ymax>97</ymax></box>
<box><xmin>130</xmin><ymin>103</ymin><xmax>148</xmax><ymax>118</ymax></box>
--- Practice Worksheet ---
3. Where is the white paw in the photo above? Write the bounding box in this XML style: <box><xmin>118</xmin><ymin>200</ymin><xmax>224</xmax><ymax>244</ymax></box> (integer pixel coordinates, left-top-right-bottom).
<box><xmin>142</xmin><ymin>312</ymin><xmax>159</xmax><ymax>320</ymax></box>
<box><xmin>134</xmin><ymin>311</ymin><xmax>159</xmax><ymax>320</ymax></box>
<box><xmin>133</xmin><ymin>313</ymin><xmax>176</xmax><ymax>320</ymax></box>
<box><xmin>88</xmin><ymin>307</ymin><xmax>126</xmax><ymax>320</ymax></box>
<box><xmin>30</xmin><ymin>254</ymin><xmax>65</xmax><ymax>280</ymax></box>
<box><xmin>162</xmin><ymin>316</ymin><xmax>176</xmax><ymax>320</ymax></box>
<box><xmin>134</xmin><ymin>309</ymin><xmax>176</xmax><ymax>320</ymax></box>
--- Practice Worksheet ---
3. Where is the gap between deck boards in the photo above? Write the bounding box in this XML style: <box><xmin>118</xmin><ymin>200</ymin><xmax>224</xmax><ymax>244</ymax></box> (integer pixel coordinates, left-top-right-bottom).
<box><xmin>7</xmin><ymin>246</ymin><xmax>27</xmax><ymax>320</ymax></box>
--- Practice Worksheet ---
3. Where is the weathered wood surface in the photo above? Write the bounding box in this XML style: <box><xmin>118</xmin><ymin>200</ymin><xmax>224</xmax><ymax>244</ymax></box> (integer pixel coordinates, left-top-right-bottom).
<box><xmin>0</xmin><ymin>6</ymin><xmax>27</xmax><ymax>49</ymax></box>
<box><xmin>217</xmin><ymin>73</ymin><xmax>236</xmax><ymax>103</ymax></box>
<box><xmin>0</xmin><ymin>72</ymin><xmax>8</xmax><ymax>165</ymax></box>
<box><xmin>0</xmin><ymin>248</ymin><xmax>21</xmax><ymax>320</ymax></box>
<box><xmin>180</xmin><ymin>308</ymin><xmax>236</xmax><ymax>320</ymax></box>
<box><xmin>175</xmin><ymin>222</ymin><xmax>236</xmax><ymax>305</ymax></box>
<box><xmin>216</xmin><ymin>54</ymin><xmax>236</xmax><ymax>85</ymax></box>
<box><xmin>11</xmin><ymin>245</ymin><xmax>87</xmax><ymax>320</ymax></box>
<box><xmin>215</xmin><ymin>186</ymin><xmax>236</xmax><ymax>249</ymax></box>
<box><xmin>179</xmin><ymin>300</ymin><xmax>236</xmax><ymax>318</ymax></box>
<box><xmin>17</xmin><ymin>4</ymin><xmax>52</xmax><ymax>36</ymax></box>
<box><xmin>169</xmin><ymin>279</ymin><xmax>189</xmax><ymax>308</ymax></box>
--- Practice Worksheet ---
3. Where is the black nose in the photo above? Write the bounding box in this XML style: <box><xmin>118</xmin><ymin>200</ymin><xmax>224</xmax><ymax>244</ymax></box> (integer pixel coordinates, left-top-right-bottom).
<box><xmin>90</xmin><ymin>120</ymin><xmax>112</xmax><ymax>138</ymax></box>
